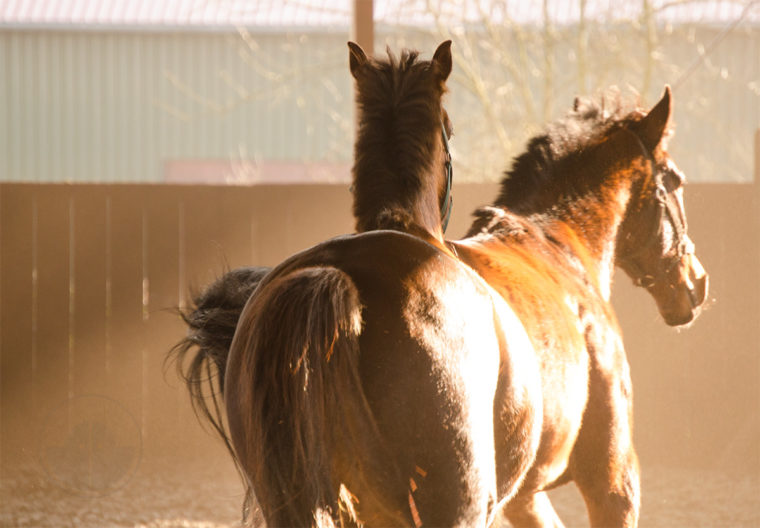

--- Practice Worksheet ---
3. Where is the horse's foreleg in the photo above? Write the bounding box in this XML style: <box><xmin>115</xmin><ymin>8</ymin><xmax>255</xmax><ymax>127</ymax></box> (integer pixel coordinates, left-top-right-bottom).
<box><xmin>569</xmin><ymin>338</ymin><xmax>640</xmax><ymax>527</ymax></box>
<box><xmin>570</xmin><ymin>442</ymin><xmax>640</xmax><ymax>528</ymax></box>
<box><xmin>502</xmin><ymin>491</ymin><xmax>564</xmax><ymax>528</ymax></box>
<box><xmin>572</xmin><ymin>457</ymin><xmax>640</xmax><ymax>528</ymax></box>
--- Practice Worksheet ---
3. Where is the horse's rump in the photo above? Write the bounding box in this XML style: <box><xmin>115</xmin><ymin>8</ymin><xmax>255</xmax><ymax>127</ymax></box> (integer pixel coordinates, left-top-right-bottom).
<box><xmin>225</xmin><ymin>230</ymin><xmax>513</xmax><ymax>526</ymax></box>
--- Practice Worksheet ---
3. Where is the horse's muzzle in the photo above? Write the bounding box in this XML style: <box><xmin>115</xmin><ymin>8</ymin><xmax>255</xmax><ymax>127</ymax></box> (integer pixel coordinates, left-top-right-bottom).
<box><xmin>653</xmin><ymin>251</ymin><xmax>709</xmax><ymax>327</ymax></box>
<box><xmin>659</xmin><ymin>252</ymin><xmax>708</xmax><ymax>326</ymax></box>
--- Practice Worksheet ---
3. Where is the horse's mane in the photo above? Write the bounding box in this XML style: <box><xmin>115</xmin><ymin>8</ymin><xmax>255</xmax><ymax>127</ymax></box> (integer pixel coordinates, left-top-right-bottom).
<box><xmin>493</xmin><ymin>90</ymin><xmax>655</xmax><ymax>213</ymax></box>
<box><xmin>352</xmin><ymin>47</ymin><xmax>447</xmax><ymax>232</ymax></box>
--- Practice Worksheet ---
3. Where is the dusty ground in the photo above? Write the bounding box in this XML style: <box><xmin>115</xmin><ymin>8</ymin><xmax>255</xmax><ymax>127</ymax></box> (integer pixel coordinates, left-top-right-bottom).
<box><xmin>1</xmin><ymin>453</ymin><xmax>758</xmax><ymax>527</ymax></box>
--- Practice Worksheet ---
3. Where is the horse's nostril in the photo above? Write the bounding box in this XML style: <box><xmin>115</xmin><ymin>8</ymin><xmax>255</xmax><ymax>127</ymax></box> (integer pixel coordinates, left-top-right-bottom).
<box><xmin>690</xmin><ymin>273</ymin><xmax>708</xmax><ymax>308</ymax></box>
<box><xmin>689</xmin><ymin>254</ymin><xmax>707</xmax><ymax>282</ymax></box>
<box><xmin>682</xmin><ymin>254</ymin><xmax>708</xmax><ymax>308</ymax></box>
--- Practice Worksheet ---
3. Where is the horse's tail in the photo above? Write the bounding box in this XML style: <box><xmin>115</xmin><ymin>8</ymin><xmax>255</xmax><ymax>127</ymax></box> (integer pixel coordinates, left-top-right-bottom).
<box><xmin>227</xmin><ymin>265</ymin><xmax>374</xmax><ymax>527</ymax></box>
<box><xmin>169</xmin><ymin>266</ymin><xmax>269</xmax><ymax>446</ymax></box>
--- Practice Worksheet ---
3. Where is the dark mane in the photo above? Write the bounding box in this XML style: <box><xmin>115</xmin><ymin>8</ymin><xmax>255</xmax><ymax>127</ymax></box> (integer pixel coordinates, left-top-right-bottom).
<box><xmin>351</xmin><ymin>48</ymin><xmax>448</xmax><ymax>232</ymax></box>
<box><xmin>493</xmin><ymin>91</ymin><xmax>651</xmax><ymax>212</ymax></box>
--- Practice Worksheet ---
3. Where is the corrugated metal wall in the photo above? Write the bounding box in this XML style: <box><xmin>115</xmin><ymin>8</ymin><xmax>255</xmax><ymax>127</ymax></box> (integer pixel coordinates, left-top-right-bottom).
<box><xmin>659</xmin><ymin>26</ymin><xmax>760</xmax><ymax>183</ymax></box>
<box><xmin>375</xmin><ymin>24</ymin><xmax>760</xmax><ymax>183</ymax></box>
<box><xmin>1</xmin><ymin>23</ymin><xmax>757</xmax><ymax>184</ymax></box>
<box><xmin>0</xmin><ymin>30</ymin><xmax>353</xmax><ymax>183</ymax></box>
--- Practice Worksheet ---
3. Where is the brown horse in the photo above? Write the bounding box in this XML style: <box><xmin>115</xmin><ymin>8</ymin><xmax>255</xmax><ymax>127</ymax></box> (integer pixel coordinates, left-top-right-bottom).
<box><xmin>450</xmin><ymin>87</ymin><xmax>708</xmax><ymax>526</ymax></box>
<box><xmin>178</xmin><ymin>42</ymin><xmax>541</xmax><ymax>527</ymax></box>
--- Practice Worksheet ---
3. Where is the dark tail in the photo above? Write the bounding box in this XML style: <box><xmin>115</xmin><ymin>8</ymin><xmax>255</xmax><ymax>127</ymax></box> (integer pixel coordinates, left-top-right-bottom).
<box><xmin>226</xmin><ymin>266</ymin><xmax>378</xmax><ymax>527</ymax></box>
<box><xmin>169</xmin><ymin>266</ymin><xmax>269</xmax><ymax>445</ymax></box>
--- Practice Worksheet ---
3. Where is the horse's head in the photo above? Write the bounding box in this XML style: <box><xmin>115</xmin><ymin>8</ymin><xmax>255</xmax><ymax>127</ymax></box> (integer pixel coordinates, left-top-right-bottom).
<box><xmin>347</xmin><ymin>40</ymin><xmax>454</xmax><ymax>240</ymax></box>
<box><xmin>617</xmin><ymin>87</ymin><xmax>709</xmax><ymax>326</ymax></box>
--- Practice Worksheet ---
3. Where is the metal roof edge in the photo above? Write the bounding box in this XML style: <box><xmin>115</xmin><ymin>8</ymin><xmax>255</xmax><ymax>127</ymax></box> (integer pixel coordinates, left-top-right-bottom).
<box><xmin>0</xmin><ymin>22</ymin><xmax>351</xmax><ymax>34</ymax></box>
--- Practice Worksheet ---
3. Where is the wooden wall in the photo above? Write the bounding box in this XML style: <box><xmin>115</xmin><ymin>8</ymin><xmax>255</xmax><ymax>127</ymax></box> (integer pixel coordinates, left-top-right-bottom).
<box><xmin>1</xmin><ymin>181</ymin><xmax>758</xmax><ymax>476</ymax></box>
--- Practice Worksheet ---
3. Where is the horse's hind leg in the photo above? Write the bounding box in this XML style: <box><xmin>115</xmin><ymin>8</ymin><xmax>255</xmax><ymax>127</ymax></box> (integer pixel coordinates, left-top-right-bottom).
<box><xmin>502</xmin><ymin>491</ymin><xmax>564</xmax><ymax>528</ymax></box>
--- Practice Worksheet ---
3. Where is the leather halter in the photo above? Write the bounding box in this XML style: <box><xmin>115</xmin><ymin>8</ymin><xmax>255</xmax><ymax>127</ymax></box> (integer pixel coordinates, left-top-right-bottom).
<box><xmin>621</xmin><ymin>131</ymin><xmax>694</xmax><ymax>289</ymax></box>
<box><xmin>440</xmin><ymin>119</ymin><xmax>454</xmax><ymax>233</ymax></box>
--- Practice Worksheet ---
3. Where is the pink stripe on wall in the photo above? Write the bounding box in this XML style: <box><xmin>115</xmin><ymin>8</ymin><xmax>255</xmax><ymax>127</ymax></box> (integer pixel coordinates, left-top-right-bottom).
<box><xmin>164</xmin><ymin>159</ymin><xmax>351</xmax><ymax>184</ymax></box>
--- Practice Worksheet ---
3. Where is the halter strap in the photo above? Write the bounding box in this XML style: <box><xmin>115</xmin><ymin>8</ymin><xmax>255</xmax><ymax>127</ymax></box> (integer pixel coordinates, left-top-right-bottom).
<box><xmin>440</xmin><ymin>119</ymin><xmax>454</xmax><ymax>233</ymax></box>
<box><xmin>622</xmin><ymin>130</ymin><xmax>693</xmax><ymax>288</ymax></box>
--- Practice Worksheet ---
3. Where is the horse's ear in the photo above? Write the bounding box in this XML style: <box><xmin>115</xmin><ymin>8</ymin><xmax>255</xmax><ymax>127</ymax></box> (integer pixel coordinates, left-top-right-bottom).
<box><xmin>573</xmin><ymin>96</ymin><xmax>581</xmax><ymax>111</ymax></box>
<box><xmin>348</xmin><ymin>41</ymin><xmax>368</xmax><ymax>78</ymax></box>
<box><xmin>432</xmin><ymin>40</ymin><xmax>452</xmax><ymax>83</ymax></box>
<box><xmin>638</xmin><ymin>85</ymin><xmax>672</xmax><ymax>150</ymax></box>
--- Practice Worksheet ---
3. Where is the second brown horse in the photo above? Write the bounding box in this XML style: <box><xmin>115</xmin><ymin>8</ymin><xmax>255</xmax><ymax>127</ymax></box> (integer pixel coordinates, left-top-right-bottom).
<box><xmin>451</xmin><ymin>87</ymin><xmax>707</xmax><ymax>526</ymax></box>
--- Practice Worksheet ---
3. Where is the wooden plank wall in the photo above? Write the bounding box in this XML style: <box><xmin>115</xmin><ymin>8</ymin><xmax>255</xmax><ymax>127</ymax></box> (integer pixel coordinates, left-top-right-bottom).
<box><xmin>1</xmin><ymin>181</ymin><xmax>758</xmax><ymax>476</ymax></box>
<box><xmin>0</xmin><ymin>183</ymin><xmax>355</xmax><ymax>468</ymax></box>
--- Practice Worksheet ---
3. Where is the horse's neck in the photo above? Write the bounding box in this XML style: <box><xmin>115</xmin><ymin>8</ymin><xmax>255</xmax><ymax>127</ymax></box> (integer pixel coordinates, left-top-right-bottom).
<box><xmin>533</xmin><ymin>178</ymin><xmax>632</xmax><ymax>301</ymax></box>
<box><xmin>353</xmin><ymin>160</ymin><xmax>445</xmax><ymax>244</ymax></box>
<box><xmin>366</xmin><ymin>201</ymin><xmax>444</xmax><ymax>242</ymax></box>
<box><xmin>405</xmin><ymin>172</ymin><xmax>445</xmax><ymax>242</ymax></box>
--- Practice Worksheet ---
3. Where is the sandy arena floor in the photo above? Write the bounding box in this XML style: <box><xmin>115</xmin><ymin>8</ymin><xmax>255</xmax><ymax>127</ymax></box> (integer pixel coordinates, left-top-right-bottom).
<box><xmin>1</xmin><ymin>454</ymin><xmax>758</xmax><ymax>527</ymax></box>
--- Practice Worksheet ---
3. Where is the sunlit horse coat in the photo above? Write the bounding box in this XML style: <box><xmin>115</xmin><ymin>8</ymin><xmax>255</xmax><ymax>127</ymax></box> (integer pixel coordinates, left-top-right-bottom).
<box><xmin>174</xmin><ymin>87</ymin><xmax>708</xmax><ymax>527</ymax></box>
